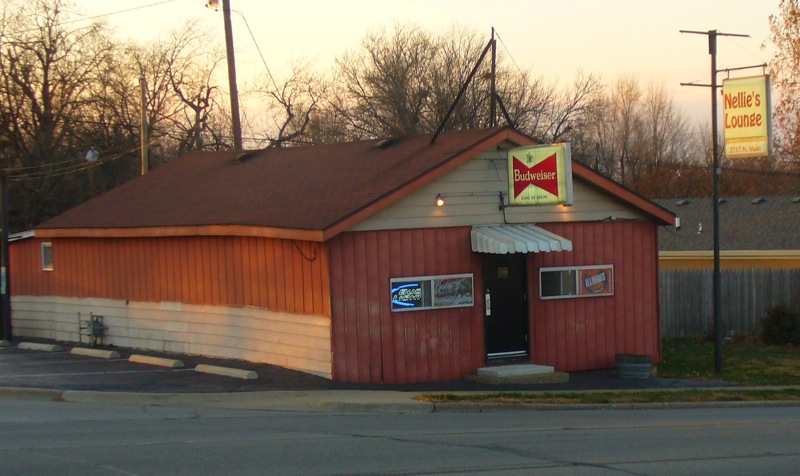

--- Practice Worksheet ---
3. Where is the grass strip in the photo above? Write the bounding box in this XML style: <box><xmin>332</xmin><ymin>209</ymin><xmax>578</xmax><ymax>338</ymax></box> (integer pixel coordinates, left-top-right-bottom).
<box><xmin>659</xmin><ymin>338</ymin><xmax>800</xmax><ymax>386</ymax></box>
<box><xmin>418</xmin><ymin>388</ymin><xmax>800</xmax><ymax>405</ymax></box>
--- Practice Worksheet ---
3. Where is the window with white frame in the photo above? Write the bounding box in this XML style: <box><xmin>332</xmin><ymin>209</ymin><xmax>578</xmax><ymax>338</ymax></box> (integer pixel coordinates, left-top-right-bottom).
<box><xmin>540</xmin><ymin>268</ymin><xmax>577</xmax><ymax>298</ymax></box>
<box><xmin>41</xmin><ymin>242</ymin><xmax>53</xmax><ymax>271</ymax></box>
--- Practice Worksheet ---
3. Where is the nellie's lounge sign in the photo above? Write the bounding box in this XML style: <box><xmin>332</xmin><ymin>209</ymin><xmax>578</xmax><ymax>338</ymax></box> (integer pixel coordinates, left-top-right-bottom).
<box><xmin>722</xmin><ymin>75</ymin><xmax>773</xmax><ymax>159</ymax></box>
<box><xmin>508</xmin><ymin>143</ymin><xmax>573</xmax><ymax>206</ymax></box>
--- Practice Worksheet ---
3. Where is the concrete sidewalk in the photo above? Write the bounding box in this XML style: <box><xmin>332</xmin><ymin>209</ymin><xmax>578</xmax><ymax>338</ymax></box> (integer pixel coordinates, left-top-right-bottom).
<box><xmin>4</xmin><ymin>384</ymin><xmax>800</xmax><ymax>414</ymax></box>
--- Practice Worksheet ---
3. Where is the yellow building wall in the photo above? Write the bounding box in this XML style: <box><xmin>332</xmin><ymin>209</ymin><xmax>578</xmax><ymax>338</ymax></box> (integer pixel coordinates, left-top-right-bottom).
<box><xmin>659</xmin><ymin>251</ymin><xmax>800</xmax><ymax>270</ymax></box>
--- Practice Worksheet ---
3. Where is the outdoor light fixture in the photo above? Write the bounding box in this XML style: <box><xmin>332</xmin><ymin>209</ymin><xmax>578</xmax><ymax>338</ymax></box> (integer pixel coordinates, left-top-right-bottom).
<box><xmin>434</xmin><ymin>191</ymin><xmax>506</xmax><ymax>210</ymax></box>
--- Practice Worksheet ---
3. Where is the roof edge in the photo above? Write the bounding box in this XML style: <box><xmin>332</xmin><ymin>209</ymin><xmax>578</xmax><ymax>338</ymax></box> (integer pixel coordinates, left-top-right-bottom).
<box><xmin>572</xmin><ymin>161</ymin><xmax>677</xmax><ymax>226</ymax></box>
<box><xmin>35</xmin><ymin>225</ymin><xmax>324</xmax><ymax>242</ymax></box>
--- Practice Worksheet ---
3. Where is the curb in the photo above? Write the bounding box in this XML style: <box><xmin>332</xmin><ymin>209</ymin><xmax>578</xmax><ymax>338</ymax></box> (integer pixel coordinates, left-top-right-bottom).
<box><xmin>2</xmin><ymin>386</ymin><xmax>800</xmax><ymax>413</ymax></box>
<box><xmin>0</xmin><ymin>387</ymin><xmax>63</xmax><ymax>402</ymax></box>
<box><xmin>428</xmin><ymin>399</ymin><xmax>800</xmax><ymax>412</ymax></box>
<box><xmin>17</xmin><ymin>342</ymin><xmax>64</xmax><ymax>352</ymax></box>
<box><xmin>60</xmin><ymin>390</ymin><xmax>228</xmax><ymax>406</ymax></box>
<box><xmin>129</xmin><ymin>354</ymin><xmax>184</xmax><ymax>368</ymax></box>
<box><xmin>195</xmin><ymin>364</ymin><xmax>258</xmax><ymax>380</ymax></box>
<box><xmin>71</xmin><ymin>347</ymin><xmax>121</xmax><ymax>359</ymax></box>
<box><xmin>317</xmin><ymin>401</ymin><xmax>434</xmax><ymax>414</ymax></box>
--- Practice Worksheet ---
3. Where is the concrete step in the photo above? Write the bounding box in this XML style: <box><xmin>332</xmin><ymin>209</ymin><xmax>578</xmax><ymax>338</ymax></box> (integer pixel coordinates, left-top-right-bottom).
<box><xmin>465</xmin><ymin>364</ymin><xmax>570</xmax><ymax>385</ymax></box>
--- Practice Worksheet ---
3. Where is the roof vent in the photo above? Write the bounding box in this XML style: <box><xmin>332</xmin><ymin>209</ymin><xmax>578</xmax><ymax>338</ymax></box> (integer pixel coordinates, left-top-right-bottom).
<box><xmin>792</xmin><ymin>196</ymin><xmax>800</xmax><ymax>203</ymax></box>
<box><xmin>752</xmin><ymin>197</ymin><xmax>766</xmax><ymax>205</ymax></box>
<box><xmin>374</xmin><ymin>138</ymin><xmax>395</xmax><ymax>149</ymax></box>
<box><xmin>675</xmin><ymin>199</ymin><xmax>690</xmax><ymax>206</ymax></box>
<box><xmin>234</xmin><ymin>151</ymin><xmax>258</xmax><ymax>162</ymax></box>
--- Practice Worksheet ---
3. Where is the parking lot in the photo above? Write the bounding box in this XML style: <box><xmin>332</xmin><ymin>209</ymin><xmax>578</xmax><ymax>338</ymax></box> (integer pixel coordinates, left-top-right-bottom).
<box><xmin>1</xmin><ymin>339</ymin><xmax>743</xmax><ymax>395</ymax></box>
<box><xmin>0</xmin><ymin>341</ymin><xmax>339</xmax><ymax>393</ymax></box>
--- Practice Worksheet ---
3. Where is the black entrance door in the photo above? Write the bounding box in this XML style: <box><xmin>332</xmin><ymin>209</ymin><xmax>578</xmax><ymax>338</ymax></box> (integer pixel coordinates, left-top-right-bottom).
<box><xmin>482</xmin><ymin>253</ymin><xmax>528</xmax><ymax>360</ymax></box>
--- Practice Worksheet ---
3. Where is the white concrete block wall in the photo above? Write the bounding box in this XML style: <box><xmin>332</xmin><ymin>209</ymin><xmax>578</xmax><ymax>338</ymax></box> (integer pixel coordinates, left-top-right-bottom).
<box><xmin>11</xmin><ymin>296</ymin><xmax>333</xmax><ymax>378</ymax></box>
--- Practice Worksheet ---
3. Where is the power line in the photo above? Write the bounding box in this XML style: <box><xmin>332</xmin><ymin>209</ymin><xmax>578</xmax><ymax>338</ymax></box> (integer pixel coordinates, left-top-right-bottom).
<box><xmin>65</xmin><ymin>0</ymin><xmax>179</xmax><ymax>27</ymax></box>
<box><xmin>7</xmin><ymin>144</ymin><xmax>147</xmax><ymax>181</ymax></box>
<box><xmin>7</xmin><ymin>0</ymin><xmax>180</xmax><ymax>35</ymax></box>
<box><xmin>727</xmin><ymin>36</ymin><xmax>770</xmax><ymax>67</ymax></box>
<box><xmin>234</xmin><ymin>8</ymin><xmax>279</xmax><ymax>92</ymax></box>
<box><xmin>493</xmin><ymin>29</ymin><xmax>527</xmax><ymax>78</ymax></box>
<box><xmin>6</xmin><ymin>156</ymin><xmax>80</xmax><ymax>172</ymax></box>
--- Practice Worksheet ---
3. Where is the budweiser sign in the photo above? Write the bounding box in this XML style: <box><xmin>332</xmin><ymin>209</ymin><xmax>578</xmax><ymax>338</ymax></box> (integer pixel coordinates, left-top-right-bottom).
<box><xmin>507</xmin><ymin>143</ymin><xmax>573</xmax><ymax>206</ymax></box>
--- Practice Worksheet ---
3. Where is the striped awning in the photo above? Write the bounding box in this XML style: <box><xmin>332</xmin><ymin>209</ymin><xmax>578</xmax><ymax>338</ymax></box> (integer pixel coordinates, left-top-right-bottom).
<box><xmin>470</xmin><ymin>225</ymin><xmax>573</xmax><ymax>254</ymax></box>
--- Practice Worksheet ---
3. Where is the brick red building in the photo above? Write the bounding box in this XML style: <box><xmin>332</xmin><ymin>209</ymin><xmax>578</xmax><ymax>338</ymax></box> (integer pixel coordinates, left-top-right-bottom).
<box><xmin>11</xmin><ymin>127</ymin><xmax>675</xmax><ymax>383</ymax></box>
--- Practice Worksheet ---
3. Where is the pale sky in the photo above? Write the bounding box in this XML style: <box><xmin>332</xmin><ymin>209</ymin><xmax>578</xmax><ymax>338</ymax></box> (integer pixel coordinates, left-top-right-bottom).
<box><xmin>71</xmin><ymin>0</ymin><xmax>779</xmax><ymax>125</ymax></box>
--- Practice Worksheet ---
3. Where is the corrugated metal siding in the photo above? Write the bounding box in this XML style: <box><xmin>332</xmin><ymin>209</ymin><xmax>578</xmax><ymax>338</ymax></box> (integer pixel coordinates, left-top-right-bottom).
<box><xmin>329</xmin><ymin>227</ymin><xmax>484</xmax><ymax>384</ymax></box>
<box><xmin>11</xmin><ymin>236</ymin><xmax>330</xmax><ymax>317</ymax></box>
<box><xmin>531</xmin><ymin>221</ymin><xmax>661</xmax><ymax>371</ymax></box>
<box><xmin>12</xmin><ymin>220</ymin><xmax>662</xmax><ymax>380</ymax></box>
<box><xmin>12</xmin><ymin>296</ymin><xmax>333</xmax><ymax>377</ymax></box>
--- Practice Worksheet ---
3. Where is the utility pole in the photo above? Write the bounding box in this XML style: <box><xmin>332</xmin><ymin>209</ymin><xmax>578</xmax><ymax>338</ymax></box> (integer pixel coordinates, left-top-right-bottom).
<box><xmin>490</xmin><ymin>27</ymin><xmax>496</xmax><ymax>127</ymax></box>
<box><xmin>140</xmin><ymin>77</ymin><xmax>149</xmax><ymax>175</ymax></box>
<box><xmin>0</xmin><ymin>35</ymin><xmax>7</xmax><ymax>345</ymax></box>
<box><xmin>680</xmin><ymin>29</ymin><xmax>749</xmax><ymax>374</ymax></box>
<box><xmin>0</xmin><ymin>172</ymin><xmax>11</xmax><ymax>344</ymax></box>
<box><xmin>222</xmin><ymin>0</ymin><xmax>243</xmax><ymax>150</ymax></box>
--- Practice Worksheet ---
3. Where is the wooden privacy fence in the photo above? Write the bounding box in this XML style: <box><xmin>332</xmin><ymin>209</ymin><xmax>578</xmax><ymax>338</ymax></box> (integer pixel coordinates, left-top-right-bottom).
<box><xmin>659</xmin><ymin>269</ymin><xmax>800</xmax><ymax>338</ymax></box>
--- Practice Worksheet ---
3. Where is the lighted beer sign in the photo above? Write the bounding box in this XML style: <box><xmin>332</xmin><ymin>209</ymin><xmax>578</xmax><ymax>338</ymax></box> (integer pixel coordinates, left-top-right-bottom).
<box><xmin>508</xmin><ymin>143</ymin><xmax>573</xmax><ymax>206</ymax></box>
<box><xmin>390</xmin><ymin>274</ymin><xmax>474</xmax><ymax>312</ymax></box>
<box><xmin>722</xmin><ymin>75</ymin><xmax>773</xmax><ymax>159</ymax></box>
<box><xmin>391</xmin><ymin>281</ymin><xmax>427</xmax><ymax>309</ymax></box>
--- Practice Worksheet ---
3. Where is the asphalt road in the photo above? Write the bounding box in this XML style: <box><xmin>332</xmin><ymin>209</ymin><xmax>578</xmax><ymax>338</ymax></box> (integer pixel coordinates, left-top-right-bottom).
<box><xmin>1</xmin><ymin>399</ymin><xmax>799</xmax><ymax>475</ymax></box>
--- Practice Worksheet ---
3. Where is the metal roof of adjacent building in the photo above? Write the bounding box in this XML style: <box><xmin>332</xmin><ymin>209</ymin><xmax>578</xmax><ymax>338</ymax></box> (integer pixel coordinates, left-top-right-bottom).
<box><xmin>656</xmin><ymin>196</ymin><xmax>800</xmax><ymax>251</ymax></box>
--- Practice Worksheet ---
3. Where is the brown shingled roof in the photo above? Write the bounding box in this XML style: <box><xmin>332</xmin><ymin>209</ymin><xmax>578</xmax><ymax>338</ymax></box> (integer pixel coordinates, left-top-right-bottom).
<box><xmin>37</xmin><ymin>126</ymin><xmax>675</xmax><ymax>241</ymax></box>
<box><xmin>38</xmin><ymin>127</ymin><xmax>529</xmax><ymax>240</ymax></box>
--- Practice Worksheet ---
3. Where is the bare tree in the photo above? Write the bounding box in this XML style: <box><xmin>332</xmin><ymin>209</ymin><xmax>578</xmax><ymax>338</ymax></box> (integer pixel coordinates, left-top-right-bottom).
<box><xmin>333</xmin><ymin>24</ymin><xmax>436</xmax><ymax>138</ymax></box>
<box><xmin>0</xmin><ymin>0</ymin><xmax>113</xmax><ymax>228</ymax></box>
<box><xmin>319</xmin><ymin>23</ymin><xmax>586</xmax><ymax>143</ymax></box>
<box><xmin>577</xmin><ymin>75</ymin><xmax>702</xmax><ymax>197</ymax></box>
<box><xmin>609</xmin><ymin>75</ymin><xmax>643</xmax><ymax>186</ymax></box>
<box><xmin>768</xmin><ymin>0</ymin><xmax>800</xmax><ymax>162</ymax></box>
<box><xmin>538</xmin><ymin>70</ymin><xmax>603</xmax><ymax>143</ymax></box>
<box><xmin>125</xmin><ymin>22</ymin><xmax>227</xmax><ymax>161</ymax></box>
<box><xmin>637</xmin><ymin>82</ymin><xmax>692</xmax><ymax>196</ymax></box>
<box><xmin>248</xmin><ymin>61</ymin><xmax>329</xmax><ymax>147</ymax></box>
<box><xmin>0</xmin><ymin>1</ymin><xmax>230</xmax><ymax>230</ymax></box>
<box><xmin>426</xmin><ymin>25</ymin><xmax>493</xmax><ymax>132</ymax></box>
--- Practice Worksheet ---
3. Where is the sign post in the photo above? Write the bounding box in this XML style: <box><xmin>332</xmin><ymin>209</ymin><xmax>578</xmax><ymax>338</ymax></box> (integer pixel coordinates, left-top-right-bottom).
<box><xmin>680</xmin><ymin>29</ymin><xmax>758</xmax><ymax>374</ymax></box>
